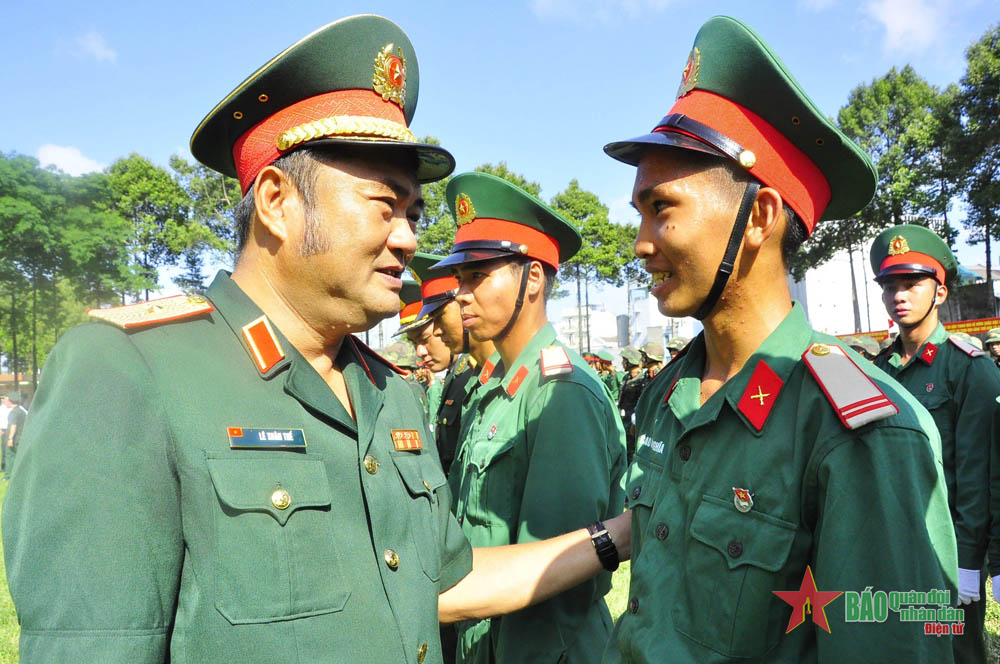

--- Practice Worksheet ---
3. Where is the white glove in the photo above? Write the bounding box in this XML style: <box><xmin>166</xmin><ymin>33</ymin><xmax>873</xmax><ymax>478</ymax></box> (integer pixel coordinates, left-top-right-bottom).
<box><xmin>957</xmin><ymin>568</ymin><xmax>980</xmax><ymax>605</ymax></box>
<box><xmin>993</xmin><ymin>575</ymin><xmax>1000</xmax><ymax>603</ymax></box>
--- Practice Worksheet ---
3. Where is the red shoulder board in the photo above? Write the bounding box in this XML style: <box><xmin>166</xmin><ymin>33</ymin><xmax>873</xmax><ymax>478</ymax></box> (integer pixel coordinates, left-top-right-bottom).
<box><xmin>802</xmin><ymin>343</ymin><xmax>898</xmax><ymax>430</ymax></box>
<box><xmin>88</xmin><ymin>294</ymin><xmax>213</xmax><ymax>330</ymax></box>
<box><xmin>948</xmin><ymin>336</ymin><xmax>986</xmax><ymax>358</ymax></box>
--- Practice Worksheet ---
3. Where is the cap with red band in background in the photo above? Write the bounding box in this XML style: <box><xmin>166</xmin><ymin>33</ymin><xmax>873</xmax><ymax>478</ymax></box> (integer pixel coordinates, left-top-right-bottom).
<box><xmin>603</xmin><ymin>15</ymin><xmax>877</xmax><ymax>234</ymax></box>
<box><xmin>189</xmin><ymin>15</ymin><xmax>454</xmax><ymax>193</ymax></box>
<box><xmin>430</xmin><ymin>172</ymin><xmax>582</xmax><ymax>271</ymax></box>
<box><xmin>393</xmin><ymin>280</ymin><xmax>426</xmax><ymax>337</ymax></box>
<box><xmin>869</xmin><ymin>224</ymin><xmax>958</xmax><ymax>285</ymax></box>
<box><xmin>406</xmin><ymin>252</ymin><xmax>459</xmax><ymax>322</ymax></box>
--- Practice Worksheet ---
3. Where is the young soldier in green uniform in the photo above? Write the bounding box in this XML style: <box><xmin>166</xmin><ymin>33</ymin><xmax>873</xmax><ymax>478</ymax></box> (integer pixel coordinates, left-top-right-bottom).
<box><xmin>665</xmin><ymin>336</ymin><xmax>689</xmax><ymax>362</ymax></box>
<box><xmin>432</xmin><ymin>172</ymin><xmax>628</xmax><ymax>663</ymax></box>
<box><xmin>597</xmin><ymin>349</ymin><xmax>622</xmax><ymax>402</ymax></box>
<box><xmin>2</xmin><ymin>17</ymin><xmax>631</xmax><ymax>664</ymax></box>
<box><xmin>617</xmin><ymin>346</ymin><xmax>646</xmax><ymax>463</ymax></box>
<box><xmin>639</xmin><ymin>340</ymin><xmax>664</xmax><ymax>378</ymax></box>
<box><xmin>603</xmin><ymin>16</ymin><xmax>957</xmax><ymax>662</ymax></box>
<box><xmin>986</xmin><ymin>327</ymin><xmax>1000</xmax><ymax>368</ymax></box>
<box><xmin>870</xmin><ymin>224</ymin><xmax>1000</xmax><ymax>664</ymax></box>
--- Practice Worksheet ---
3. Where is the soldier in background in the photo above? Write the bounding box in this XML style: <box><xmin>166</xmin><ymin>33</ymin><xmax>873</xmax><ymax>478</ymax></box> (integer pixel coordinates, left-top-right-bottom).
<box><xmin>665</xmin><ymin>336</ymin><xmax>689</xmax><ymax>362</ymax></box>
<box><xmin>986</xmin><ymin>327</ymin><xmax>1000</xmax><ymax>369</ymax></box>
<box><xmin>617</xmin><ymin>346</ymin><xmax>647</xmax><ymax>463</ymax></box>
<box><xmin>597</xmin><ymin>350</ymin><xmax>622</xmax><ymax>402</ymax></box>
<box><xmin>640</xmin><ymin>340</ymin><xmax>664</xmax><ymax>378</ymax></box>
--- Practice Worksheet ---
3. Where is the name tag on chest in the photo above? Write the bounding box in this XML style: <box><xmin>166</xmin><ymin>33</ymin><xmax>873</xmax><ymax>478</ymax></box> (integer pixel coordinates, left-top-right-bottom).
<box><xmin>228</xmin><ymin>427</ymin><xmax>307</xmax><ymax>449</ymax></box>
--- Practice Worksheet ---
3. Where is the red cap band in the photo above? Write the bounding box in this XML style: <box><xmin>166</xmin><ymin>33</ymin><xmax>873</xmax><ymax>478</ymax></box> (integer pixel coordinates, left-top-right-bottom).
<box><xmin>454</xmin><ymin>218</ymin><xmax>561</xmax><ymax>268</ymax></box>
<box><xmin>232</xmin><ymin>89</ymin><xmax>406</xmax><ymax>193</ymax></box>
<box><xmin>880</xmin><ymin>252</ymin><xmax>946</xmax><ymax>284</ymax></box>
<box><xmin>667</xmin><ymin>90</ymin><xmax>831</xmax><ymax>232</ymax></box>
<box><xmin>399</xmin><ymin>300</ymin><xmax>422</xmax><ymax>322</ymax></box>
<box><xmin>421</xmin><ymin>275</ymin><xmax>458</xmax><ymax>299</ymax></box>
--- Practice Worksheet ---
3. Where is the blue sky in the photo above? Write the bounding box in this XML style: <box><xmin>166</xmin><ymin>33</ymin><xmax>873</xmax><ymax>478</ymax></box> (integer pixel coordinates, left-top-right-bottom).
<box><xmin>3</xmin><ymin>0</ymin><xmax>995</xmax><ymax>321</ymax></box>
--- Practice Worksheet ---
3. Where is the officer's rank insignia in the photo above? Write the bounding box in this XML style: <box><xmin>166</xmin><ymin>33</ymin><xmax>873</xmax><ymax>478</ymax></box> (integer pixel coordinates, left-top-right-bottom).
<box><xmin>88</xmin><ymin>294</ymin><xmax>214</xmax><ymax>330</ymax></box>
<box><xmin>888</xmin><ymin>235</ymin><xmax>910</xmax><ymax>256</ymax></box>
<box><xmin>540</xmin><ymin>346</ymin><xmax>573</xmax><ymax>377</ymax></box>
<box><xmin>242</xmin><ymin>315</ymin><xmax>286</xmax><ymax>374</ymax></box>
<box><xmin>736</xmin><ymin>360</ymin><xmax>783</xmax><ymax>431</ymax></box>
<box><xmin>926</xmin><ymin>383</ymin><xmax>934</xmax><ymax>392</ymax></box>
<box><xmin>373</xmin><ymin>43</ymin><xmax>406</xmax><ymax>106</ymax></box>
<box><xmin>456</xmin><ymin>193</ymin><xmax>476</xmax><ymax>226</ymax></box>
<box><xmin>228</xmin><ymin>427</ymin><xmax>307</xmax><ymax>449</ymax></box>
<box><xmin>802</xmin><ymin>342</ymin><xmax>898</xmax><ymax>430</ymax></box>
<box><xmin>391</xmin><ymin>429</ymin><xmax>422</xmax><ymax>451</ymax></box>
<box><xmin>676</xmin><ymin>46</ymin><xmax>700</xmax><ymax>98</ymax></box>
<box><xmin>733</xmin><ymin>487</ymin><xmax>754</xmax><ymax>513</ymax></box>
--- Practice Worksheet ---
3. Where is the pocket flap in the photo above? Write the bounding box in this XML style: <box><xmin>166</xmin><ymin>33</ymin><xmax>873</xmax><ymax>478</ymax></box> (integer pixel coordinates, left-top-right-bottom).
<box><xmin>207</xmin><ymin>456</ymin><xmax>332</xmax><ymax>526</ymax></box>
<box><xmin>625</xmin><ymin>461</ymin><xmax>659</xmax><ymax>509</ymax></box>
<box><xmin>469</xmin><ymin>436</ymin><xmax>517</xmax><ymax>474</ymax></box>
<box><xmin>395</xmin><ymin>455</ymin><xmax>448</xmax><ymax>501</ymax></box>
<box><xmin>690</xmin><ymin>495</ymin><xmax>796</xmax><ymax>572</ymax></box>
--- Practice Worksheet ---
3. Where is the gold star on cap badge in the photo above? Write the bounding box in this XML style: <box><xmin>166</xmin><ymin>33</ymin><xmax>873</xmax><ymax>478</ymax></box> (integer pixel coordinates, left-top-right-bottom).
<box><xmin>888</xmin><ymin>235</ymin><xmax>910</xmax><ymax>256</ymax></box>
<box><xmin>456</xmin><ymin>193</ymin><xmax>476</xmax><ymax>226</ymax></box>
<box><xmin>676</xmin><ymin>47</ymin><xmax>700</xmax><ymax>99</ymax></box>
<box><xmin>373</xmin><ymin>44</ymin><xmax>406</xmax><ymax>106</ymax></box>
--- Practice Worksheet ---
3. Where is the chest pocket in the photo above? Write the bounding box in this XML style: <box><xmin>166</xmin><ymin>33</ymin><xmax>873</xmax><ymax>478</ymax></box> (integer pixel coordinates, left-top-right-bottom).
<box><xmin>207</xmin><ymin>455</ymin><xmax>349</xmax><ymax>624</ymax></box>
<box><xmin>461</xmin><ymin>435</ymin><xmax>522</xmax><ymax>530</ymax></box>
<box><xmin>625</xmin><ymin>455</ymin><xmax>662</xmax><ymax>560</ymax></box>
<box><xmin>674</xmin><ymin>494</ymin><xmax>797</xmax><ymax>659</ymax></box>
<box><xmin>394</xmin><ymin>454</ymin><xmax>448</xmax><ymax>582</ymax></box>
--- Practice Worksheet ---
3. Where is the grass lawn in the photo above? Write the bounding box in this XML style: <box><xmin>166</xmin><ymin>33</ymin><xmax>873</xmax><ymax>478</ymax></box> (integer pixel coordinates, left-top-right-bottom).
<box><xmin>0</xmin><ymin>480</ymin><xmax>997</xmax><ymax>664</ymax></box>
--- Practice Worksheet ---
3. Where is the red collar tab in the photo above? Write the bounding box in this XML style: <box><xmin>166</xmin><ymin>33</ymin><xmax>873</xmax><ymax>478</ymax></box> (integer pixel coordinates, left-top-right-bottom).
<box><xmin>663</xmin><ymin>374</ymin><xmax>681</xmax><ymax>403</ymax></box>
<box><xmin>479</xmin><ymin>359</ymin><xmax>496</xmax><ymax>385</ymax></box>
<box><xmin>919</xmin><ymin>342</ymin><xmax>938</xmax><ymax>365</ymax></box>
<box><xmin>506</xmin><ymin>366</ymin><xmax>530</xmax><ymax>397</ymax></box>
<box><xmin>242</xmin><ymin>315</ymin><xmax>286</xmax><ymax>374</ymax></box>
<box><xmin>737</xmin><ymin>360</ymin><xmax>784</xmax><ymax>431</ymax></box>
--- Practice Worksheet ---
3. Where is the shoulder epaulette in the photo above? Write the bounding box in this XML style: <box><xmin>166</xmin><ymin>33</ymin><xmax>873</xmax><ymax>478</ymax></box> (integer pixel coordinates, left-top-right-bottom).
<box><xmin>348</xmin><ymin>335</ymin><xmax>406</xmax><ymax>378</ymax></box>
<box><xmin>88</xmin><ymin>294</ymin><xmax>214</xmax><ymax>330</ymax></box>
<box><xmin>948</xmin><ymin>335</ymin><xmax>986</xmax><ymax>358</ymax></box>
<box><xmin>454</xmin><ymin>354</ymin><xmax>470</xmax><ymax>373</ymax></box>
<box><xmin>540</xmin><ymin>345</ymin><xmax>573</xmax><ymax>377</ymax></box>
<box><xmin>802</xmin><ymin>342</ymin><xmax>898</xmax><ymax>430</ymax></box>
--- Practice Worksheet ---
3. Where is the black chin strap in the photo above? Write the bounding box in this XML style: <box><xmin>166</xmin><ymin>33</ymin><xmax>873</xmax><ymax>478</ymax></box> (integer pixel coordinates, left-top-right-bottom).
<box><xmin>692</xmin><ymin>181</ymin><xmax>760</xmax><ymax>321</ymax></box>
<box><xmin>462</xmin><ymin>329</ymin><xmax>470</xmax><ymax>355</ymax></box>
<box><xmin>494</xmin><ymin>262</ymin><xmax>531</xmax><ymax>342</ymax></box>
<box><xmin>901</xmin><ymin>291</ymin><xmax>939</xmax><ymax>331</ymax></box>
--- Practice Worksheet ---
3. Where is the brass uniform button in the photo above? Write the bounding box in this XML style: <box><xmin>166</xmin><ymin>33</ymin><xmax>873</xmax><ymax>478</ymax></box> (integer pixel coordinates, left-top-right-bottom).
<box><xmin>271</xmin><ymin>488</ymin><xmax>291</xmax><ymax>510</ymax></box>
<box><xmin>364</xmin><ymin>454</ymin><xmax>379</xmax><ymax>475</ymax></box>
<box><xmin>422</xmin><ymin>479</ymin><xmax>431</xmax><ymax>491</ymax></box>
<box><xmin>384</xmin><ymin>548</ymin><xmax>399</xmax><ymax>570</ymax></box>
<box><xmin>811</xmin><ymin>343</ymin><xmax>831</xmax><ymax>357</ymax></box>
<box><xmin>417</xmin><ymin>642</ymin><xmax>428</xmax><ymax>663</ymax></box>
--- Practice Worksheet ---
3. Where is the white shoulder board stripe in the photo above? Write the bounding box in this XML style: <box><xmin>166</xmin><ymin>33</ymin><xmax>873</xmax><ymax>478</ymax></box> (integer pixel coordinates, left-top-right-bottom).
<box><xmin>540</xmin><ymin>346</ymin><xmax>573</xmax><ymax>377</ymax></box>
<box><xmin>802</xmin><ymin>343</ymin><xmax>899</xmax><ymax>430</ymax></box>
<box><xmin>948</xmin><ymin>335</ymin><xmax>985</xmax><ymax>357</ymax></box>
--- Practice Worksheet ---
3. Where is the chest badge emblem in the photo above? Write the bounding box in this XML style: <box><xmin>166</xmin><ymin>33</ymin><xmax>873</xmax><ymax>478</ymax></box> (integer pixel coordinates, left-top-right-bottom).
<box><xmin>487</xmin><ymin>424</ymin><xmax>497</xmax><ymax>440</ymax></box>
<box><xmin>926</xmin><ymin>383</ymin><xmax>934</xmax><ymax>392</ymax></box>
<box><xmin>733</xmin><ymin>487</ymin><xmax>755</xmax><ymax>513</ymax></box>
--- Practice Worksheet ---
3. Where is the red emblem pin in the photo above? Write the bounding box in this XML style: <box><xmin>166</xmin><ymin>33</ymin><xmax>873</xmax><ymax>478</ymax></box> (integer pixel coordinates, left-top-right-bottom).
<box><xmin>733</xmin><ymin>487</ymin><xmax>754</xmax><ymax>513</ymax></box>
<box><xmin>926</xmin><ymin>383</ymin><xmax>934</xmax><ymax>392</ymax></box>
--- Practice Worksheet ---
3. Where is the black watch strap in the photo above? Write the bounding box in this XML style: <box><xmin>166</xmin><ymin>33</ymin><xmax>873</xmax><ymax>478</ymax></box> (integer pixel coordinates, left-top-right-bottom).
<box><xmin>587</xmin><ymin>520</ymin><xmax>620</xmax><ymax>572</ymax></box>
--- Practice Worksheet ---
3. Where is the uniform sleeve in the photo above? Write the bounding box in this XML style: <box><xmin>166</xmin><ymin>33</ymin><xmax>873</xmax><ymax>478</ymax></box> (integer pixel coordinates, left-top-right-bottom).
<box><xmin>810</xmin><ymin>424</ymin><xmax>957</xmax><ymax>663</ymax></box>
<box><xmin>952</xmin><ymin>357</ymin><xmax>1000</xmax><ymax>569</ymax></box>
<box><xmin>988</xmin><ymin>391</ymin><xmax>1000</xmax><ymax>577</ymax></box>
<box><xmin>494</xmin><ymin>379</ymin><xmax>627</xmax><ymax>663</ymax></box>
<box><xmin>2</xmin><ymin>324</ymin><xmax>183</xmax><ymax>663</ymax></box>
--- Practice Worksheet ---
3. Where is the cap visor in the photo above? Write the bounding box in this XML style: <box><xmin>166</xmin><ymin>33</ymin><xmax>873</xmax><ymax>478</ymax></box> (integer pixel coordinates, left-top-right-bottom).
<box><xmin>604</xmin><ymin>131</ymin><xmax>729</xmax><ymax>166</ymax></box>
<box><xmin>429</xmin><ymin>249</ymin><xmax>514</xmax><ymax>271</ymax></box>
<box><xmin>416</xmin><ymin>299</ymin><xmax>450</xmax><ymax>320</ymax></box>
<box><xmin>306</xmin><ymin>137</ymin><xmax>455</xmax><ymax>183</ymax></box>
<box><xmin>875</xmin><ymin>264</ymin><xmax>938</xmax><ymax>283</ymax></box>
<box><xmin>393</xmin><ymin>315</ymin><xmax>431</xmax><ymax>336</ymax></box>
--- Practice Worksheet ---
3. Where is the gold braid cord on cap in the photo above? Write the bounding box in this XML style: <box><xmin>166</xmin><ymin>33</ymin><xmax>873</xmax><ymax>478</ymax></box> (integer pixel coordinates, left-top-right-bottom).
<box><xmin>276</xmin><ymin>115</ymin><xmax>416</xmax><ymax>151</ymax></box>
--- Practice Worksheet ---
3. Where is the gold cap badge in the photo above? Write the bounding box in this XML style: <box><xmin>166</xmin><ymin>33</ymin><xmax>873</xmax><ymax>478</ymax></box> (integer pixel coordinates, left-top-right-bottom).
<box><xmin>888</xmin><ymin>235</ymin><xmax>910</xmax><ymax>256</ymax></box>
<box><xmin>677</xmin><ymin>47</ymin><xmax>700</xmax><ymax>99</ymax></box>
<box><xmin>456</xmin><ymin>193</ymin><xmax>476</xmax><ymax>226</ymax></box>
<box><xmin>373</xmin><ymin>43</ymin><xmax>406</xmax><ymax>106</ymax></box>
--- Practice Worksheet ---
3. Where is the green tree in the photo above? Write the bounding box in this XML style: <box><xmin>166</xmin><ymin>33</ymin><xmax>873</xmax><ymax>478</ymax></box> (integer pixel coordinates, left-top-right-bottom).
<box><xmin>414</xmin><ymin>137</ymin><xmax>454</xmax><ymax>255</ymax></box>
<box><xmin>550</xmin><ymin>180</ymin><xmax>627</xmax><ymax>353</ymax></box>
<box><xmin>953</xmin><ymin>25</ymin><xmax>1000</xmax><ymax>284</ymax></box>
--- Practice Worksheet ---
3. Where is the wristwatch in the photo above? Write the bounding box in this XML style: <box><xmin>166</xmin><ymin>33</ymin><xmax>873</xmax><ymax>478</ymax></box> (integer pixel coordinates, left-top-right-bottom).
<box><xmin>587</xmin><ymin>520</ymin><xmax>619</xmax><ymax>572</ymax></box>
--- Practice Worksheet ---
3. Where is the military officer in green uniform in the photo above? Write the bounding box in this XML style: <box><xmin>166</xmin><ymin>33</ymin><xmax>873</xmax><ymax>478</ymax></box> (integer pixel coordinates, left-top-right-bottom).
<box><xmin>617</xmin><ymin>346</ymin><xmax>646</xmax><ymax>463</ymax></box>
<box><xmin>431</xmin><ymin>172</ymin><xmax>628</xmax><ymax>663</ymax></box>
<box><xmin>2</xmin><ymin>16</ymin><xmax>632</xmax><ymax>664</ymax></box>
<box><xmin>870</xmin><ymin>224</ymin><xmax>1000</xmax><ymax>664</ymax></box>
<box><xmin>602</xmin><ymin>16</ymin><xmax>957</xmax><ymax>662</ymax></box>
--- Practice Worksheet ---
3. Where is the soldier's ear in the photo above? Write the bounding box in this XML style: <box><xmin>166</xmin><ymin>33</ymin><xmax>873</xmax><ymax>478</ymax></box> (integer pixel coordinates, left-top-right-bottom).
<box><xmin>743</xmin><ymin>186</ymin><xmax>783</xmax><ymax>252</ymax></box>
<box><xmin>252</xmin><ymin>165</ymin><xmax>300</xmax><ymax>245</ymax></box>
<box><xmin>935</xmin><ymin>282</ymin><xmax>948</xmax><ymax>306</ymax></box>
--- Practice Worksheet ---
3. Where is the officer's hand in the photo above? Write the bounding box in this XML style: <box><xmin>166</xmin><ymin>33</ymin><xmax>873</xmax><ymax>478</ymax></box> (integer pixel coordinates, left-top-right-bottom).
<box><xmin>957</xmin><ymin>568</ymin><xmax>980</xmax><ymax>605</ymax></box>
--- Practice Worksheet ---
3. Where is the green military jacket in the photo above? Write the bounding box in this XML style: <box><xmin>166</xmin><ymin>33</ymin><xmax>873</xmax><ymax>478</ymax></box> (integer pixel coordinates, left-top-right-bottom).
<box><xmin>602</xmin><ymin>371</ymin><xmax>623</xmax><ymax>403</ymax></box>
<box><xmin>427</xmin><ymin>377</ymin><xmax>444</xmax><ymax>423</ymax></box>
<box><xmin>2</xmin><ymin>271</ymin><xmax>472</xmax><ymax>664</ymax></box>
<box><xmin>435</xmin><ymin>355</ymin><xmax>477</xmax><ymax>478</ymax></box>
<box><xmin>450</xmin><ymin>323</ymin><xmax>627</xmax><ymax>663</ymax></box>
<box><xmin>876</xmin><ymin>323</ymin><xmax>1000</xmax><ymax>571</ymax></box>
<box><xmin>606</xmin><ymin>304</ymin><xmax>956</xmax><ymax>663</ymax></box>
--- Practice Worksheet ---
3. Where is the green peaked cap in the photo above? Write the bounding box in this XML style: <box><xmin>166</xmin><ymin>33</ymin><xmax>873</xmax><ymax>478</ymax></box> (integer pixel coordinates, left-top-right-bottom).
<box><xmin>604</xmin><ymin>15</ymin><xmax>877</xmax><ymax>230</ymax></box>
<box><xmin>869</xmin><ymin>224</ymin><xmax>958</xmax><ymax>284</ymax></box>
<box><xmin>393</xmin><ymin>279</ymin><xmax>430</xmax><ymax>336</ymax></box>
<box><xmin>190</xmin><ymin>15</ymin><xmax>454</xmax><ymax>191</ymax></box>
<box><xmin>596</xmin><ymin>349</ymin><xmax>614</xmax><ymax>363</ymax></box>
<box><xmin>407</xmin><ymin>251</ymin><xmax>457</xmax><ymax>320</ymax></box>
<box><xmin>430</xmin><ymin>172</ymin><xmax>582</xmax><ymax>270</ymax></box>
